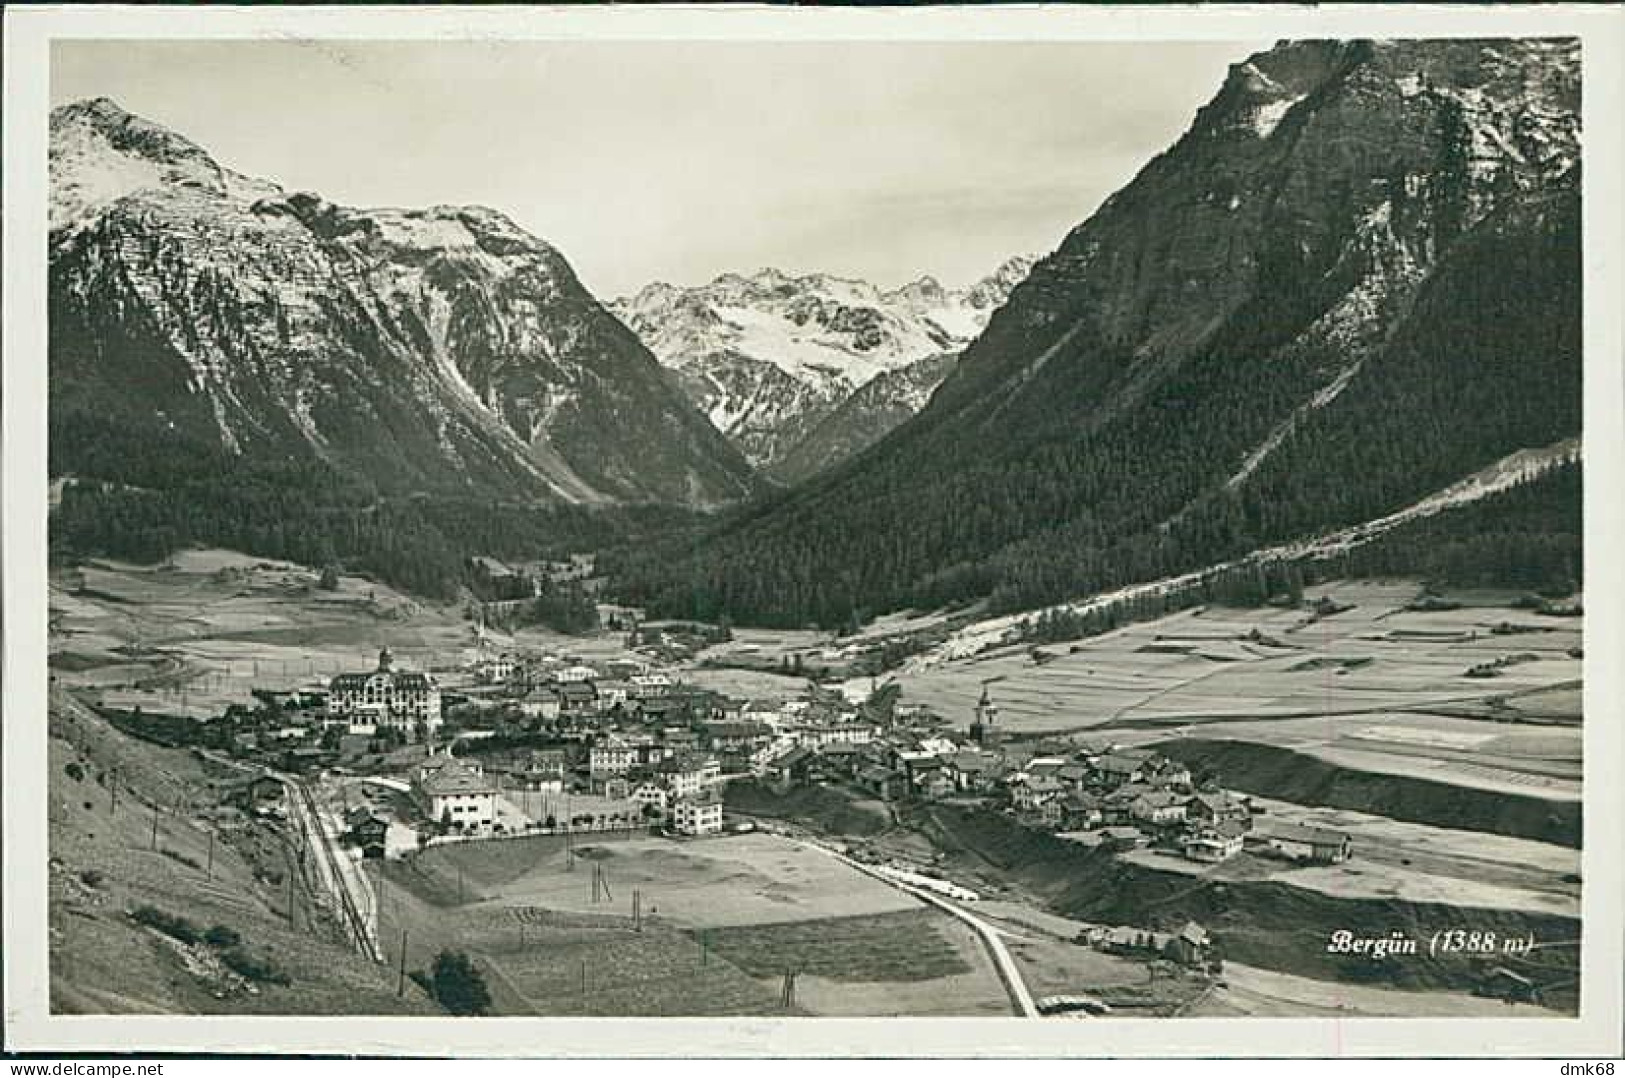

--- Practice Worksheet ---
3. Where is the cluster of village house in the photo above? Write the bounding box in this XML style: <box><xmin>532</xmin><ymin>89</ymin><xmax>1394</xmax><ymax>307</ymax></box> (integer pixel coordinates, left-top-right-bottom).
<box><xmin>169</xmin><ymin>641</ymin><xmax>1351</xmax><ymax>869</ymax></box>
<box><xmin>761</xmin><ymin>688</ymin><xmax>1353</xmax><ymax>866</ymax></box>
<box><xmin>305</xmin><ymin>647</ymin><xmax>1353</xmax><ymax>867</ymax></box>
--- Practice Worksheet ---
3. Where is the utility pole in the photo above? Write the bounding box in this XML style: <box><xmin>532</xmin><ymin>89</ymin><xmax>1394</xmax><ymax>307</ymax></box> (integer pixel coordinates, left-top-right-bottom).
<box><xmin>396</xmin><ymin>928</ymin><xmax>409</xmax><ymax>996</ymax></box>
<box><xmin>781</xmin><ymin>967</ymin><xmax>798</xmax><ymax>1010</ymax></box>
<box><xmin>150</xmin><ymin>804</ymin><xmax>159</xmax><ymax>851</ymax></box>
<box><xmin>580</xmin><ymin>960</ymin><xmax>587</xmax><ymax>1009</ymax></box>
<box><xmin>109</xmin><ymin>768</ymin><xmax>119</xmax><ymax>816</ymax></box>
<box><xmin>206</xmin><ymin>831</ymin><xmax>215</xmax><ymax>879</ymax></box>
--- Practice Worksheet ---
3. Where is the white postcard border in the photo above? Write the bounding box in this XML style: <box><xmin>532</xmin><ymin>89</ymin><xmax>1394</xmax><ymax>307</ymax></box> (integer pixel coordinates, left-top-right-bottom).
<box><xmin>4</xmin><ymin>3</ymin><xmax>1622</xmax><ymax>1058</ymax></box>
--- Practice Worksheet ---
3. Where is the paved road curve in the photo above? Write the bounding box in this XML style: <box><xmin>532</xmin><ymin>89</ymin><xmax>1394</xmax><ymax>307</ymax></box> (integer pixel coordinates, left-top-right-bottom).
<box><xmin>791</xmin><ymin>837</ymin><xmax>1039</xmax><ymax>1018</ymax></box>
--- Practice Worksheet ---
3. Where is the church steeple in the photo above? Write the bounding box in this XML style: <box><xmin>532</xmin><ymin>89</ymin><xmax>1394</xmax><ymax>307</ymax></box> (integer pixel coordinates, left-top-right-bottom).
<box><xmin>971</xmin><ymin>684</ymin><xmax>1000</xmax><ymax>746</ymax></box>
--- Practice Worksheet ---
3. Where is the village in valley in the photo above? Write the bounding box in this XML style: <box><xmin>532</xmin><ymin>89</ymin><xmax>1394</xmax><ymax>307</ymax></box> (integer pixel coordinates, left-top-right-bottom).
<box><xmin>79</xmin><ymin>548</ymin><xmax>1350</xmax><ymax>870</ymax></box>
<box><xmin>47</xmin><ymin>540</ymin><xmax>1581</xmax><ymax>1020</ymax></box>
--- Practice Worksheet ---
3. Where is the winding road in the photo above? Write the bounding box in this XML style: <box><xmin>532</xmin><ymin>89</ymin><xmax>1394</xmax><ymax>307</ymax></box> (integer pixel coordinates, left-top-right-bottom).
<box><xmin>791</xmin><ymin>837</ymin><xmax>1039</xmax><ymax>1018</ymax></box>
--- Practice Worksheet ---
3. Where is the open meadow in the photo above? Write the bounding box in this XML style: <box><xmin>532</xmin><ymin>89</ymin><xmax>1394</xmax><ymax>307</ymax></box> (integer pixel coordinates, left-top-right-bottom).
<box><xmin>47</xmin><ymin>550</ymin><xmax>662</xmax><ymax>717</ymax></box>
<box><xmin>368</xmin><ymin>831</ymin><xmax>1012</xmax><ymax>1016</ymax></box>
<box><xmin>892</xmin><ymin>582</ymin><xmax>1581</xmax><ymax>809</ymax></box>
<box><xmin>893</xmin><ymin>582</ymin><xmax>1579</xmax><ymax>735</ymax></box>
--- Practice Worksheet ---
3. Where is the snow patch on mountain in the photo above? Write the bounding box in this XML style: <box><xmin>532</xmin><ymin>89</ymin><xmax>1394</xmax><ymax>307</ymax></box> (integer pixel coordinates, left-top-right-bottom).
<box><xmin>611</xmin><ymin>257</ymin><xmax>1036</xmax><ymax>468</ymax></box>
<box><xmin>48</xmin><ymin>97</ymin><xmax>756</xmax><ymax>508</ymax></box>
<box><xmin>1250</xmin><ymin>94</ymin><xmax>1306</xmax><ymax>137</ymax></box>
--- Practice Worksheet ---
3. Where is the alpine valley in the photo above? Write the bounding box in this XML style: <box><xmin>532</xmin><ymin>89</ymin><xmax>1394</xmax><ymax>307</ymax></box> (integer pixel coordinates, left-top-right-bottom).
<box><xmin>41</xmin><ymin>33</ymin><xmax>1593</xmax><ymax>1027</ymax></box>
<box><xmin>616</xmin><ymin>37</ymin><xmax>1583</xmax><ymax>628</ymax></box>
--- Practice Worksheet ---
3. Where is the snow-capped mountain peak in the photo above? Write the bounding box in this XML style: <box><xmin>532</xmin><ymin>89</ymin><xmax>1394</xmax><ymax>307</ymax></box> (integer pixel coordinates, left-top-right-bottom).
<box><xmin>610</xmin><ymin>257</ymin><xmax>1037</xmax><ymax>471</ymax></box>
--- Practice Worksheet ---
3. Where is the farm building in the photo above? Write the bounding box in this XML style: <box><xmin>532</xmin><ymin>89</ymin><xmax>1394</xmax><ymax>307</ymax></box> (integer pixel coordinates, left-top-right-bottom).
<box><xmin>345</xmin><ymin>809</ymin><xmax>391</xmax><ymax>858</ymax></box>
<box><xmin>1011</xmin><ymin>774</ymin><xmax>1066</xmax><ymax>812</ymax></box>
<box><xmin>1093</xmin><ymin>751</ymin><xmax>1153</xmax><ymax>788</ymax></box>
<box><xmin>944</xmin><ymin>751</ymin><xmax>1003</xmax><ymax>793</ymax></box>
<box><xmin>1059</xmin><ymin>790</ymin><xmax>1104</xmax><ymax>830</ymax></box>
<box><xmin>1099</xmin><ymin>825</ymin><xmax>1150</xmax><ymax>850</ymax></box>
<box><xmin>1129</xmin><ymin>789</ymin><xmax>1189</xmax><ymax>826</ymax></box>
<box><xmin>764</xmin><ymin>746</ymin><xmax>814</xmax><ymax>791</ymax></box>
<box><xmin>1164</xmin><ymin>922</ymin><xmax>1214</xmax><ymax>967</ymax></box>
<box><xmin>1186</xmin><ymin>791</ymin><xmax>1251</xmax><ymax>828</ymax></box>
<box><xmin>1255</xmin><ymin>823</ymin><xmax>1353</xmax><ymax>864</ymax></box>
<box><xmin>556</xmin><ymin>680</ymin><xmax>598</xmax><ymax>716</ymax></box>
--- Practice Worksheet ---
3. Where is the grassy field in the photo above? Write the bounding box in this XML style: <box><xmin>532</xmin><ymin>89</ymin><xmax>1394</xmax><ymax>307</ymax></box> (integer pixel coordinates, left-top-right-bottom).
<box><xmin>893</xmin><ymin>581</ymin><xmax>1580</xmax><ymax>733</ymax></box>
<box><xmin>1194</xmin><ymin>962</ymin><xmax>1552</xmax><ymax>1018</ymax></box>
<box><xmin>701</xmin><ymin>908</ymin><xmax>970</xmax><ymax>981</ymax></box>
<box><xmin>49</xmin><ymin>550</ymin><xmax>666</xmax><ymax>715</ymax></box>
<box><xmin>367</xmin><ymin>831</ymin><xmax>1012</xmax><ymax>1016</ymax></box>
<box><xmin>49</xmin><ymin>553</ymin><xmax>475</xmax><ymax>712</ymax></box>
<box><xmin>890</xmin><ymin>583</ymin><xmax>1581</xmax><ymax>816</ymax></box>
<box><xmin>423</xmin><ymin>832</ymin><xmax>919</xmax><ymax>928</ymax></box>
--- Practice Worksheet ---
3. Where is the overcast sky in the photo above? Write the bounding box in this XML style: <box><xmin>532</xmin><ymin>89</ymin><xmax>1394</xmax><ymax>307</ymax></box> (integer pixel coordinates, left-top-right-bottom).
<box><xmin>53</xmin><ymin>39</ymin><xmax>1265</xmax><ymax>297</ymax></box>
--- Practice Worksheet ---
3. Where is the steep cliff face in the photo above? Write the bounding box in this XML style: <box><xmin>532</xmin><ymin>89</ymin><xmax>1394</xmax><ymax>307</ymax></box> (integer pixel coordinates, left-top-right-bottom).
<box><xmin>936</xmin><ymin>38</ymin><xmax>1578</xmax><ymax>422</ymax></box>
<box><xmin>626</xmin><ymin>38</ymin><xmax>1582</xmax><ymax>626</ymax></box>
<box><xmin>49</xmin><ymin>98</ymin><xmax>756</xmax><ymax>507</ymax></box>
<box><xmin>771</xmin><ymin>352</ymin><xmax>959</xmax><ymax>484</ymax></box>
<box><xmin>611</xmin><ymin>258</ymin><xmax>1033</xmax><ymax>470</ymax></box>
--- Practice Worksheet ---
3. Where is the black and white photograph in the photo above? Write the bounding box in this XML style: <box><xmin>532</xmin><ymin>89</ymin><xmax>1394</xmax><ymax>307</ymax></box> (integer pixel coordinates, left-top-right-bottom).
<box><xmin>3</xmin><ymin>2</ymin><xmax>1622</xmax><ymax>1061</ymax></box>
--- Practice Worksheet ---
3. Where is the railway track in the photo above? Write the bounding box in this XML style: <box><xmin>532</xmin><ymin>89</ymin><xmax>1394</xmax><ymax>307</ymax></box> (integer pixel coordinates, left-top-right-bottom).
<box><xmin>192</xmin><ymin>748</ymin><xmax>380</xmax><ymax>961</ymax></box>
<box><xmin>284</xmin><ymin>774</ymin><xmax>381</xmax><ymax>962</ymax></box>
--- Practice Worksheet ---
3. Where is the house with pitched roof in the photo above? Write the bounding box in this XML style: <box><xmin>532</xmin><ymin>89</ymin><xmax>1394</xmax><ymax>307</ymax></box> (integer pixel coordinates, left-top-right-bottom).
<box><xmin>1183</xmin><ymin>819</ymin><xmax>1248</xmax><ymax>862</ymax></box>
<box><xmin>417</xmin><ymin>758</ymin><xmax>498</xmax><ymax>832</ymax></box>
<box><xmin>1256</xmin><ymin>824</ymin><xmax>1353</xmax><ymax>864</ymax></box>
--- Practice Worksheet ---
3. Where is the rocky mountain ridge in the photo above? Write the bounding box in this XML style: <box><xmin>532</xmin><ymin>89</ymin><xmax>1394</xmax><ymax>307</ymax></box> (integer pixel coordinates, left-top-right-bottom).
<box><xmin>49</xmin><ymin>97</ymin><xmax>756</xmax><ymax>508</ymax></box>
<box><xmin>610</xmin><ymin>257</ymin><xmax>1034</xmax><ymax>471</ymax></box>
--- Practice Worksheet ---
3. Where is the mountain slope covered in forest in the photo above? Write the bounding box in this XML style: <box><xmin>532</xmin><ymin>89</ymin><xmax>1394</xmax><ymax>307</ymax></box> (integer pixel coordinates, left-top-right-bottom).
<box><xmin>613</xmin><ymin>38</ymin><xmax>1582</xmax><ymax>627</ymax></box>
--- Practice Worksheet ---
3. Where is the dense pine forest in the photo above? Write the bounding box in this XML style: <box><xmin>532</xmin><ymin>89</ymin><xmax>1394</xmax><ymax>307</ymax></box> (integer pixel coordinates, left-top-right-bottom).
<box><xmin>605</xmin><ymin>190</ymin><xmax>1581</xmax><ymax>628</ymax></box>
<box><xmin>50</xmin><ymin>407</ymin><xmax>706</xmax><ymax>600</ymax></box>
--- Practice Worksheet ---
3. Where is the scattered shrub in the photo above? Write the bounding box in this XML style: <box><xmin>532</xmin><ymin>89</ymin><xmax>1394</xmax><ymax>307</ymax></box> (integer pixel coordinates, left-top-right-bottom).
<box><xmin>204</xmin><ymin>925</ymin><xmax>241</xmax><ymax>948</ymax></box>
<box><xmin>219</xmin><ymin>945</ymin><xmax>292</xmax><ymax>986</ymax></box>
<box><xmin>79</xmin><ymin>868</ymin><xmax>106</xmax><ymax>889</ymax></box>
<box><xmin>429</xmin><ymin>950</ymin><xmax>492</xmax><ymax>1016</ymax></box>
<box><xmin>65</xmin><ymin>762</ymin><xmax>85</xmax><ymax>782</ymax></box>
<box><xmin>132</xmin><ymin>904</ymin><xmax>200</xmax><ymax>945</ymax></box>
